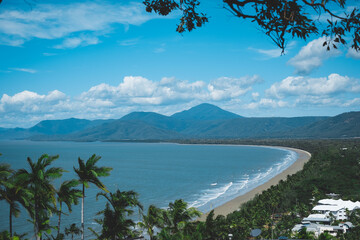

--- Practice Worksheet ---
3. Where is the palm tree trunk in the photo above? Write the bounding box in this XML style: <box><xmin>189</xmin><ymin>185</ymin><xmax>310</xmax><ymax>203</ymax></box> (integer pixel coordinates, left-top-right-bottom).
<box><xmin>57</xmin><ymin>203</ymin><xmax>62</xmax><ymax>236</ymax></box>
<box><xmin>35</xmin><ymin>193</ymin><xmax>40</xmax><ymax>240</ymax></box>
<box><xmin>9</xmin><ymin>205</ymin><xmax>12</xmax><ymax>237</ymax></box>
<box><xmin>81</xmin><ymin>184</ymin><xmax>84</xmax><ymax>240</ymax></box>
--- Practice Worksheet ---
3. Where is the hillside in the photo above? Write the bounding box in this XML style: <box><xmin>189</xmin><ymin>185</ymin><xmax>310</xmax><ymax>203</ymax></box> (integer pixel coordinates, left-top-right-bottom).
<box><xmin>289</xmin><ymin>111</ymin><xmax>360</xmax><ymax>138</ymax></box>
<box><xmin>171</xmin><ymin>103</ymin><xmax>241</xmax><ymax>120</ymax></box>
<box><xmin>1</xmin><ymin>104</ymin><xmax>359</xmax><ymax>141</ymax></box>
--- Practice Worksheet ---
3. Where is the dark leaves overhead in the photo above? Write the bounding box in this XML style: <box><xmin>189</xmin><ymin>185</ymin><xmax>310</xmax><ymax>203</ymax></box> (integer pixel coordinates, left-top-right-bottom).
<box><xmin>143</xmin><ymin>0</ymin><xmax>208</xmax><ymax>33</ymax></box>
<box><xmin>143</xmin><ymin>0</ymin><xmax>360</xmax><ymax>53</ymax></box>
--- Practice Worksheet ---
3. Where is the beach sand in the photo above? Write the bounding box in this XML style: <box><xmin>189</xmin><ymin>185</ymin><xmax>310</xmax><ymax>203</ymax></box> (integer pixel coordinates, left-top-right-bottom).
<box><xmin>198</xmin><ymin>146</ymin><xmax>311</xmax><ymax>221</ymax></box>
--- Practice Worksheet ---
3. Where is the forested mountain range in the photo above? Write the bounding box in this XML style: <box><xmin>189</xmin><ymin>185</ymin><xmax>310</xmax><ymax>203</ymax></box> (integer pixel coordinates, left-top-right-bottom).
<box><xmin>1</xmin><ymin>103</ymin><xmax>359</xmax><ymax>140</ymax></box>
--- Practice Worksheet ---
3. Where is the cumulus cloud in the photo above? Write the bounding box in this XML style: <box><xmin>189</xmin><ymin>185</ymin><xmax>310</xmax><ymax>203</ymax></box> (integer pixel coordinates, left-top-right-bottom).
<box><xmin>244</xmin><ymin>98</ymin><xmax>288</xmax><ymax>109</ymax></box>
<box><xmin>288</xmin><ymin>37</ymin><xmax>341</xmax><ymax>75</ymax></box>
<box><xmin>0</xmin><ymin>90</ymin><xmax>68</xmax><ymax>113</ymax></box>
<box><xmin>0</xmin><ymin>1</ymin><xmax>160</xmax><ymax>48</ymax></box>
<box><xmin>208</xmin><ymin>75</ymin><xmax>262</xmax><ymax>101</ymax></box>
<box><xmin>346</xmin><ymin>47</ymin><xmax>360</xmax><ymax>59</ymax></box>
<box><xmin>0</xmin><ymin>75</ymin><xmax>263</xmax><ymax>127</ymax></box>
<box><xmin>266</xmin><ymin>73</ymin><xmax>360</xmax><ymax>99</ymax></box>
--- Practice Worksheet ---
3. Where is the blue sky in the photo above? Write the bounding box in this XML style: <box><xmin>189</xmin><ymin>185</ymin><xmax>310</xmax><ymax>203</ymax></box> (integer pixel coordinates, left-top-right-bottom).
<box><xmin>0</xmin><ymin>0</ymin><xmax>359</xmax><ymax>128</ymax></box>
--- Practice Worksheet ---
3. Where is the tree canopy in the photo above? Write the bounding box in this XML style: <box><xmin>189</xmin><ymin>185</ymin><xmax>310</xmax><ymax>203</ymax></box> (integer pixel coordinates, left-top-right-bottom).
<box><xmin>143</xmin><ymin>0</ymin><xmax>360</xmax><ymax>53</ymax></box>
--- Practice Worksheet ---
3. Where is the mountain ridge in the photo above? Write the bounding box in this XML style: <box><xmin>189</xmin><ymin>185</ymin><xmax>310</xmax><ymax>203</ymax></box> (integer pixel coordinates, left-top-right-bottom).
<box><xmin>1</xmin><ymin>103</ymin><xmax>359</xmax><ymax>140</ymax></box>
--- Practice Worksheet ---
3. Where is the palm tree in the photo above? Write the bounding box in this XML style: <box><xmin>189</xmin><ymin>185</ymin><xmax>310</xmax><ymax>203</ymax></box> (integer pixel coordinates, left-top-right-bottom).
<box><xmin>55</xmin><ymin>180</ymin><xmax>82</xmax><ymax>236</ymax></box>
<box><xmin>163</xmin><ymin>199</ymin><xmax>201</xmax><ymax>234</ymax></box>
<box><xmin>74</xmin><ymin>154</ymin><xmax>112</xmax><ymax>240</ymax></box>
<box><xmin>65</xmin><ymin>223</ymin><xmax>81</xmax><ymax>240</ymax></box>
<box><xmin>95</xmin><ymin>189</ymin><xmax>143</xmax><ymax>240</ymax></box>
<box><xmin>16</xmin><ymin>154</ymin><xmax>64</xmax><ymax>240</ymax></box>
<box><xmin>138</xmin><ymin>205</ymin><xmax>165</xmax><ymax>240</ymax></box>
<box><xmin>0</xmin><ymin>170</ymin><xmax>32</xmax><ymax>237</ymax></box>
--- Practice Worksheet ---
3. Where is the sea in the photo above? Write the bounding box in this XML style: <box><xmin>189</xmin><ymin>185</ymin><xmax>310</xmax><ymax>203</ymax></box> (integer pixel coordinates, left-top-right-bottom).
<box><xmin>0</xmin><ymin>141</ymin><xmax>297</xmax><ymax>238</ymax></box>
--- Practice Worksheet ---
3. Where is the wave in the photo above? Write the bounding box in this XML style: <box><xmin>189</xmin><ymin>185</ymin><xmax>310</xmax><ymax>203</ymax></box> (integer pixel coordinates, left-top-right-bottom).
<box><xmin>189</xmin><ymin>150</ymin><xmax>297</xmax><ymax>212</ymax></box>
<box><xmin>189</xmin><ymin>181</ymin><xmax>233</xmax><ymax>208</ymax></box>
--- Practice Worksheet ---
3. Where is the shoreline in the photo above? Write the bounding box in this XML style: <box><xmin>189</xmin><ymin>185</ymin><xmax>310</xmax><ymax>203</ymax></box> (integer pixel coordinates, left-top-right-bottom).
<box><xmin>198</xmin><ymin>146</ymin><xmax>311</xmax><ymax>221</ymax></box>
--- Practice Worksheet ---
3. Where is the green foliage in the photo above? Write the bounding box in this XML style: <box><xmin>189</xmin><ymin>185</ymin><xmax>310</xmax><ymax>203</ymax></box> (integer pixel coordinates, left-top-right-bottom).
<box><xmin>55</xmin><ymin>180</ymin><xmax>82</xmax><ymax>236</ymax></box>
<box><xmin>93</xmin><ymin>189</ymin><xmax>142</xmax><ymax>240</ymax></box>
<box><xmin>64</xmin><ymin>224</ymin><xmax>81</xmax><ymax>240</ymax></box>
<box><xmin>16</xmin><ymin>154</ymin><xmax>64</xmax><ymax>239</ymax></box>
<box><xmin>74</xmin><ymin>154</ymin><xmax>112</xmax><ymax>239</ymax></box>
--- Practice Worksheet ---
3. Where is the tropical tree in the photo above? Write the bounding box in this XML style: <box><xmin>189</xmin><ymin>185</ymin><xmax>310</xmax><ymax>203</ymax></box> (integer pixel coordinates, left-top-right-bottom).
<box><xmin>0</xmin><ymin>172</ymin><xmax>32</xmax><ymax>238</ymax></box>
<box><xmin>73</xmin><ymin>154</ymin><xmax>112</xmax><ymax>240</ymax></box>
<box><xmin>64</xmin><ymin>224</ymin><xmax>81</xmax><ymax>240</ymax></box>
<box><xmin>138</xmin><ymin>205</ymin><xmax>165</xmax><ymax>240</ymax></box>
<box><xmin>55</xmin><ymin>180</ymin><xmax>82</xmax><ymax>237</ymax></box>
<box><xmin>0</xmin><ymin>155</ymin><xmax>12</xmax><ymax>183</ymax></box>
<box><xmin>16</xmin><ymin>154</ymin><xmax>64</xmax><ymax>240</ymax></box>
<box><xmin>143</xmin><ymin>0</ymin><xmax>360</xmax><ymax>53</ymax></box>
<box><xmin>161</xmin><ymin>199</ymin><xmax>201</xmax><ymax>235</ymax></box>
<box><xmin>94</xmin><ymin>189</ymin><xmax>143</xmax><ymax>240</ymax></box>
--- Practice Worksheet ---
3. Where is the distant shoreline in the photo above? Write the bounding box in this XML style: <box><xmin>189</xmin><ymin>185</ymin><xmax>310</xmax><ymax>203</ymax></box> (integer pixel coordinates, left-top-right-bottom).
<box><xmin>197</xmin><ymin>146</ymin><xmax>311</xmax><ymax>221</ymax></box>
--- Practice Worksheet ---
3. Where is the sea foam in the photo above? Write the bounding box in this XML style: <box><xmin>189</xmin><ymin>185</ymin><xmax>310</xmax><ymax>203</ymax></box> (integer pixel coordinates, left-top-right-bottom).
<box><xmin>189</xmin><ymin>149</ymin><xmax>297</xmax><ymax>212</ymax></box>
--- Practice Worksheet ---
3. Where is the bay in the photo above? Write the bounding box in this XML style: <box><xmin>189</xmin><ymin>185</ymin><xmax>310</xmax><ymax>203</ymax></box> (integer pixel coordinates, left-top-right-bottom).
<box><xmin>0</xmin><ymin>141</ymin><xmax>297</xmax><ymax>238</ymax></box>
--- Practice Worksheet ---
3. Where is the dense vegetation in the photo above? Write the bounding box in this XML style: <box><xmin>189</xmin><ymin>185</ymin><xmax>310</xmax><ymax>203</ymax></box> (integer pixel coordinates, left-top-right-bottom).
<box><xmin>1</xmin><ymin>139</ymin><xmax>360</xmax><ymax>239</ymax></box>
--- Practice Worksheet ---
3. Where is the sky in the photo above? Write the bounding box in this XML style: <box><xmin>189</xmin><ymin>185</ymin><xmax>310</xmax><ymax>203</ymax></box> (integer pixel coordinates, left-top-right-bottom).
<box><xmin>0</xmin><ymin>0</ymin><xmax>359</xmax><ymax>128</ymax></box>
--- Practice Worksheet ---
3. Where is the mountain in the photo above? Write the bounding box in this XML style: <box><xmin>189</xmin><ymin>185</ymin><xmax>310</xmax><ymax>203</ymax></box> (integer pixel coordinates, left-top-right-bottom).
<box><xmin>29</xmin><ymin>118</ymin><xmax>112</xmax><ymax>135</ymax></box>
<box><xmin>65</xmin><ymin>120</ymin><xmax>183</xmax><ymax>141</ymax></box>
<box><xmin>171</xmin><ymin>103</ymin><xmax>241</xmax><ymax>121</ymax></box>
<box><xmin>1</xmin><ymin>104</ymin><xmax>359</xmax><ymax>141</ymax></box>
<box><xmin>0</xmin><ymin>118</ymin><xmax>113</xmax><ymax>140</ymax></box>
<box><xmin>121</xmin><ymin>112</ymin><xmax>188</xmax><ymax>132</ymax></box>
<box><xmin>289</xmin><ymin>111</ymin><xmax>360</xmax><ymax>138</ymax></box>
<box><xmin>184</xmin><ymin>116</ymin><xmax>329</xmax><ymax>138</ymax></box>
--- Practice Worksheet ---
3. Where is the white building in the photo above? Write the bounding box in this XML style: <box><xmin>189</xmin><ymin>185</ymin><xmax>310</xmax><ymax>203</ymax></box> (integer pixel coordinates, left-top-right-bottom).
<box><xmin>312</xmin><ymin>199</ymin><xmax>360</xmax><ymax>220</ymax></box>
<box><xmin>292</xmin><ymin>222</ymin><xmax>353</xmax><ymax>237</ymax></box>
<box><xmin>292</xmin><ymin>198</ymin><xmax>358</xmax><ymax>237</ymax></box>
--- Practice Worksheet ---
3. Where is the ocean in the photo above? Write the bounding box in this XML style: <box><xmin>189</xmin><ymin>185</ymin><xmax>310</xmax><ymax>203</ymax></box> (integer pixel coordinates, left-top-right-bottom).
<box><xmin>0</xmin><ymin>141</ymin><xmax>297</xmax><ymax>238</ymax></box>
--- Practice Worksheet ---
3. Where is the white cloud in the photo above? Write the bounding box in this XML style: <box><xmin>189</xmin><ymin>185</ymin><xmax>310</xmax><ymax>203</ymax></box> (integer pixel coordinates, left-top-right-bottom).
<box><xmin>244</xmin><ymin>98</ymin><xmax>288</xmax><ymax>109</ymax></box>
<box><xmin>10</xmin><ymin>68</ymin><xmax>37</xmax><ymax>73</ymax></box>
<box><xmin>346</xmin><ymin>47</ymin><xmax>360</xmax><ymax>59</ymax></box>
<box><xmin>288</xmin><ymin>37</ymin><xmax>341</xmax><ymax>75</ymax></box>
<box><xmin>249</xmin><ymin>47</ymin><xmax>285</xmax><ymax>58</ymax></box>
<box><xmin>343</xmin><ymin>98</ymin><xmax>360</xmax><ymax>107</ymax></box>
<box><xmin>207</xmin><ymin>75</ymin><xmax>262</xmax><ymax>101</ymax></box>
<box><xmin>266</xmin><ymin>73</ymin><xmax>360</xmax><ymax>98</ymax></box>
<box><xmin>0</xmin><ymin>75</ymin><xmax>265</xmax><ymax>127</ymax></box>
<box><xmin>0</xmin><ymin>90</ymin><xmax>68</xmax><ymax>113</ymax></box>
<box><xmin>0</xmin><ymin>2</ymin><xmax>160</xmax><ymax>47</ymax></box>
<box><xmin>54</xmin><ymin>35</ymin><xmax>100</xmax><ymax>49</ymax></box>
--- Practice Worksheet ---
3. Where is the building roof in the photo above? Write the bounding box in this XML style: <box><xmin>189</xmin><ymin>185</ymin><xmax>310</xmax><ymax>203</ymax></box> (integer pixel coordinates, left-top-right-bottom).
<box><xmin>303</xmin><ymin>214</ymin><xmax>331</xmax><ymax>223</ymax></box>
<box><xmin>313</xmin><ymin>205</ymin><xmax>343</xmax><ymax>212</ymax></box>
<box><xmin>316</xmin><ymin>199</ymin><xmax>360</xmax><ymax>211</ymax></box>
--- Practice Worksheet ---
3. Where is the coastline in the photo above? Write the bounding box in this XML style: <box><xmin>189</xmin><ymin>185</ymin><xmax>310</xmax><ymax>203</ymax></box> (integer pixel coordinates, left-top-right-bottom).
<box><xmin>198</xmin><ymin>146</ymin><xmax>311</xmax><ymax>221</ymax></box>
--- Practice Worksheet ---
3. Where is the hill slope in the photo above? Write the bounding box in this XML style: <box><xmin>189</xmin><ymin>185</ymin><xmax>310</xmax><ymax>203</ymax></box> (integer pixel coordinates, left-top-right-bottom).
<box><xmin>289</xmin><ymin>111</ymin><xmax>360</xmax><ymax>138</ymax></box>
<box><xmin>171</xmin><ymin>103</ymin><xmax>241</xmax><ymax>121</ymax></box>
<box><xmin>2</xmin><ymin>104</ymin><xmax>359</xmax><ymax>141</ymax></box>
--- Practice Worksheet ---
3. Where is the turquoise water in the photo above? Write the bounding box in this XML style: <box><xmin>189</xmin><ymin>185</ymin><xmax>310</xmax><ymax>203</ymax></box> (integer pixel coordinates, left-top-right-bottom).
<box><xmin>0</xmin><ymin>141</ymin><xmax>297</xmax><ymax>237</ymax></box>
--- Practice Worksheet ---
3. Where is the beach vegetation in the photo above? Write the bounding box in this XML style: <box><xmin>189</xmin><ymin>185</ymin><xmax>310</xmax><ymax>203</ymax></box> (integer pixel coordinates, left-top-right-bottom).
<box><xmin>74</xmin><ymin>154</ymin><xmax>112</xmax><ymax>240</ymax></box>
<box><xmin>55</xmin><ymin>180</ymin><xmax>82</xmax><ymax>237</ymax></box>
<box><xmin>64</xmin><ymin>224</ymin><xmax>81</xmax><ymax>240</ymax></box>
<box><xmin>16</xmin><ymin>154</ymin><xmax>64</xmax><ymax>240</ymax></box>
<box><xmin>91</xmin><ymin>189</ymin><xmax>143</xmax><ymax>239</ymax></box>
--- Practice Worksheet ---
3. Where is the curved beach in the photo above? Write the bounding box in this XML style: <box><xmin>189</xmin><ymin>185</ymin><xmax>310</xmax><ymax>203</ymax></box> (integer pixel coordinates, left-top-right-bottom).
<box><xmin>198</xmin><ymin>146</ymin><xmax>311</xmax><ymax>221</ymax></box>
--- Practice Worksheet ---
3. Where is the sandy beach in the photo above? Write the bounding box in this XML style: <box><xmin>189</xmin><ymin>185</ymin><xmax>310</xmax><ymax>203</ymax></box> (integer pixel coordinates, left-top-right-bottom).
<box><xmin>198</xmin><ymin>146</ymin><xmax>311</xmax><ymax>221</ymax></box>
